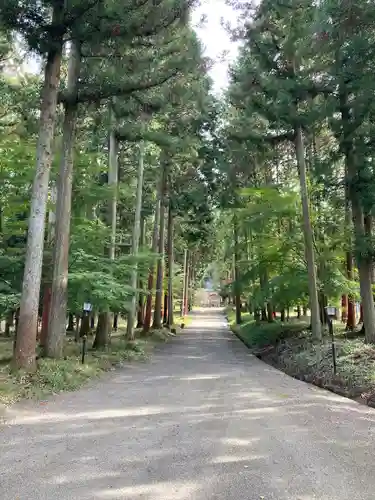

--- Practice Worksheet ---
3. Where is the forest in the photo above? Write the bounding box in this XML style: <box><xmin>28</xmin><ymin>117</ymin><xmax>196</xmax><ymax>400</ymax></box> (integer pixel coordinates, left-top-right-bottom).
<box><xmin>1</xmin><ymin>0</ymin><xmax>375</xmax><ymax>405</ymax></box>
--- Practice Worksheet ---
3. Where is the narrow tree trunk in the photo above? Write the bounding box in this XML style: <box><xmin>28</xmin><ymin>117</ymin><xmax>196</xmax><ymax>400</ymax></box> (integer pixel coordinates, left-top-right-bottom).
<box><xmin>153</xmin><ymin>160</ymin><xmax>167</xmax><ymax>329</ymax></box>
<box><xmin>267</xmin><ymin>302</ymin><xmax>273</xmax><ymax>323</ymax></box>
<box><xmin>14</xmin><ymin>21</ymin><xmax>63</xmax><ymax>371</ymax></box>
<box><xmin>183</xmin><ymin>252</ymin><xmax>190</xmax><ymax>318</ymax></box>
<box><xmin>46</xmin><ymin>41</ymin><xmax>81</xmax><ymax>358</ymax></box>
<box><xmin>39</xmin><ymin>285</ymin><xmax>52</xmax><ymax>347</ymax></box>
<box><xmin>163</xmin><ymin>293</ymin><xmax>168</xmax><ymax>325</ymax></box>
<box><xmin>113</xmin><ymin>314</ymin><xmax>118</xmax><ymax>332</ymax></box>
<box><xmin>93</xmin><ymin>111</ymin><xmax>118</xmax><ymax>349</ymax></box>
<box><xmin>137</xmin><ymin>216</ymin><xmax>146</xmax><ymax>328</ymax></box>
<box><xmin>344</xmin><ymin>161</ymin><xmax>356</xmax><ymax>330</ymax></box>
<box><xmin>126</xmin><ymin>141</ymin><xmax>145</xmax><ymax>340</ymax></box>
<box><xmin>143</xmin><ymin>199</ymin><xmax>160</xmax><ymax>334</ymax></box>
<box><xmin>167</xmin><ymin>201</ymin><xmax>174</xmax><ymax>328</ymax></box>
<box><xmin>280</xmin><ymin>309</ymin><xmax>285</xmax><ymax>322</ymax></box>
<box><xmin>75</xmin><ymin>315</ymin><xmax>80</xmax><ymax>342</ymax></box>
<box><xmin>233</xmin><ymin>212</ymin><xmax>241</xmax><ymax>325</ymax></box>
<box><xmin>181</xmin><ymin>249</ymin><xmax>188</xmax><ymax>317</ymax></box>
<box><xmin>67</xmin><ymin>313</ymin><xmax>74</xmax><ymax>332</ymax></box>
<box><xmin>90</xmin><ymin>314</ymin><xmax>95</xmax><ymax>330</ymax></box>
<box><xmin>294</xmin><ymin>126</ymin><xmax>322</xmax><ymax>341</ymax></box>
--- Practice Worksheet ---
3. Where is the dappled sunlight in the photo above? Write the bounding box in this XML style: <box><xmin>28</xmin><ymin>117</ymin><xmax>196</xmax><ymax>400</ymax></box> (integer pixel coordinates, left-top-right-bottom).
<box><xmin>97</xmin><ymin>481</ymin><xmax>200</xmax><ymax>499</ymax></box>
<box><xmin>2</xmin><ymin>310</ymin><xmax>375</xmax><ymax>499</ymax></box>
<box><xmin>211</xmin><ymin>453</ymin><xmax>266</xmax><ymax>464</ymax></box>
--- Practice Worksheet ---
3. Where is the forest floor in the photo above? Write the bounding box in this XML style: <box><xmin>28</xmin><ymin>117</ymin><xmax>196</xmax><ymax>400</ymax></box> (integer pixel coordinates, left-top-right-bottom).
<box><xmin>2</xmin><ymin>308</ymin><xmax>375</xmax><ymax>499</ymax></box>
<box><xmin>227</xmin><ymin>308</ymin><xmax>375</xmax><ymax>407</ymax></box>
<box><xmin>0</xmin><ymin>314</ymin><xmax>188</xmax><ymax>407</ymax></box>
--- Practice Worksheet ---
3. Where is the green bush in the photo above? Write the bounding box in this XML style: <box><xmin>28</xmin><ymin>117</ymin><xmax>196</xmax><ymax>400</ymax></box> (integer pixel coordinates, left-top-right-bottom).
<box><xmin>226</xmin><ymin>307</ymin><xmax>308</xmax><ymax>348</ymax></box>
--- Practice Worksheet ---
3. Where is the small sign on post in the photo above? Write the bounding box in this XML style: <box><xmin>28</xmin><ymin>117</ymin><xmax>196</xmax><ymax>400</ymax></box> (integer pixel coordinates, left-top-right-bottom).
<box><xmin>81</xmin><ymin>302</ymin><xmax>92</xmax><ymax>364</ymax></box>
<box><xmin>325</xmin><ymin>306</ymin><xmax>337</xmax><ymax>375</ymax></box>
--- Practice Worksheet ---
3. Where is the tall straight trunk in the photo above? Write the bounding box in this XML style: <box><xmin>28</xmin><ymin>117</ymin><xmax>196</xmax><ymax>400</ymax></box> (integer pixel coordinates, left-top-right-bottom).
<box><xmin>143</xmin><ymin>199</ymin><xmax>160</xmax><ymax>334</ymax></box>
<box><xmin>136</xmin><ymin>216</ymin><xmax>146</xmax><ymax>328</ymax></box>
<box><xmin>294</xmin><ymin>126</ymin><xmax>322</xmax><ymax>341</ymax></box>
<box><xmin>93</xmin><ymin>113</ymin><xmax>118</xmax><ymax>349</ymax></box>
<box><xmin>344</xmin><ymin>162</ymin><xmax>356</xmax><ymax>330</ymax></box>
<box><xmin>163</xmin><ymin>293</ymin><xmax>168</xmax><ymax>324</ymax></box>
<box><xmin>14</xmin><ymin>15</ymin><xmax>63</xmax><ymax>370</ymax></box>
<box><xmin>67</xmin><ymin>313</ymin><xmax>74</xmax><ymax>331</ymax></box>
<box><xmin>181</xmin><ymin>249</ymin><xmax>188</xmax><ymax>316</ymax></box>
<box><xmin>126</xmin><ymin>141</ymin><xmax>145</xmax><ymax>340</ymax></box>
<box><xmin>167</xmin><ymin>201</ymin><xmax>174</xmax><ymax>328</ymax></box>
<box><xmin>46</xmin><ymin>41</ymin><xmax>81</xmax><ymax>358</ymax></box>
<box><xmin>153</xmin><ymin>160</ymin><xmax>167</xmax><ymax>329</ymax></box>
<box><xmin>233</xmin><ymin>212</ymin><xmax>242</xmax><ymax>325</ymax></box>
<box><xmin>341</xmin><ymin>89</ymin><xmax>375</xmax><ymax>342</ymax></box>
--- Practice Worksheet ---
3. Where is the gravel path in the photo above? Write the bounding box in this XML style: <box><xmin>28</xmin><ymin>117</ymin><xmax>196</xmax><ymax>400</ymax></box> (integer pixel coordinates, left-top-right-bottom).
<box><xmin>1</xmin><ymin>309</ymin><xmax>375</xmax><ymax>499</ymax></box>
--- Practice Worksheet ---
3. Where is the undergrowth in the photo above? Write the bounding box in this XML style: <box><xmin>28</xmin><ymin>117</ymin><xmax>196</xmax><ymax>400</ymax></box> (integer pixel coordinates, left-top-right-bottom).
<box><xmin>0</xmin><ymin>323</ymin><xmax>182</xmax><ymax>406</ymax></box>
<box><xmin>226</xmin><ymin>307</ymin><xmax>375</xmax><ymax>407</ymax></box>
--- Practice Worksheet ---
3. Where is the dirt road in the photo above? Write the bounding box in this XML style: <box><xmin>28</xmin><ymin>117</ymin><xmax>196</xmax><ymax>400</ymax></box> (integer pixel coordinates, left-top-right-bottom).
<box><xmin>1</xmin><ymin>309</ymin><xmax>375</xmax><ymax>499</ymax></box>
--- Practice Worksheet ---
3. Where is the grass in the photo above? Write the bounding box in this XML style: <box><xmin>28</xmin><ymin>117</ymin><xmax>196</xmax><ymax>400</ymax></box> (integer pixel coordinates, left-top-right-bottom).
<box><xmin>0</xmin><ymin>318</ymin><xmax>188</xmax><ymax>406</ymax></box>
<box><xmin>226</xmin><ymin>306</ymin><xmax>375</xmax><ymax>407</ymax></box>
<box><xmin>226</xmin><ymin>308</ymin><xmax>308</xmax><ymax>349</ymax></box>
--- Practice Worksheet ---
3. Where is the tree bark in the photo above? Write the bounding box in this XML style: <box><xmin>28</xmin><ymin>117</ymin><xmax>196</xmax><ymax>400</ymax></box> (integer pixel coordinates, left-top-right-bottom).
<box><xmin>143</xmin><ymin>199</ymin><xmax>160</xmax><ymax>334</ymax></box>
<box><xmin>67</xmin><ymin>313</ymin><xmax>74</xmax><ymax>332</ymax></box>
<box><xmin>233</xmin><ymin>212</ymin><xmax>242</xmax><ymax>325</ymax></box>
<box><xmin>163</xmin><ymin>293</ymin><xmax>168</xmax><ymax>324</ymax></box>
<box><xmin>93</xmin><ymin>109</ymin><xmax>118</xmax><ymax>349</ymax></box>
<box><xmin>167</xmin><ymin>201</ymin><xmax>174</xmax><ymax>328</ymax></box>
<box><xmin>152</xmin><ymin>159</ymin><xmax>167</xmax><ymax>329</ymax></box>
<box><xmin>126</xmin><ymin>141</ymin><xmax>145</xmax><ymax>340</ymax></box>
<box><xmin>181</xmin><ymin>249</ymin><xmax>188</xmax><ymax>317</ymax></box>
<box><xmin>294</xmin><ymin>126</ymin><xmax>322</xmax><ymax>341</ymax></box>
<box><xmin>344</xmin><ymin>161</ymin><xmax>356</xmax><ymax>330</ymax></box>
<box><xmin>14</xmin><ymin>14</ymin><xmax>63</xmax><ymax>370</ymax></box>
<box><xmin>46</xmin><ymin>41</ymin><xmax>81</xmax><ymax>358</ymax></box>
<box><xmin>136</xmin><ymin>216</ymin><xmax>146</xmax><ymax>328</ymax></box>
<box><xmin>39</xmin><ymin>285</ymin><xmax>52</xmax><ymax>347</ymax></box>
<box><xmin>341</xmin><ymin>89</ymin><xmax>375</xmax><ymax>342</ymax></box>
<box><xmin>93</xmin><ymin>313</ymin><xmax>109</xmax><ymax>349</ymax></box>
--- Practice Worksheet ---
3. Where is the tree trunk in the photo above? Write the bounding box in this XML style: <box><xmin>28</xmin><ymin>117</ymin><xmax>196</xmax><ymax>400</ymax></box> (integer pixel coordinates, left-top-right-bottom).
<box><xmin>75</xmin><ymin>315</ymin><xmax>80</xmax><ymax>342</ymax></box>
<box><xmin>39</xmin><ymin>285</ymin><xmax>52</xmax><ymax>347</ymax></box>
<box><xmin>167</xmin><ymin>201</ymin><xmax>174</xmax><ymax>328</ymax></box>
<box><xmin>341</xmin><ymin>89</ymin><xmax>375</xmax><ymax>342</ymax></box>
<box><xmin>297</xmin><ymin>306</ymin><xmax>301</xmax><ymax>318</ymax></box>
<box><xmin>183</xmin><ymin>252</ymin><xmax>190</xmax><ymax>318</ymax></box>
<box><xmin>294</xmin><ymin>126</ymin><xmax>322</xmax><ymax>341</ymax></box>
<box><xmin>163</xmin><ymin>293</ymin><xmax>168</xmax><ymax>325</ymax></box>
<box><xmin>143</xmin><ymin>199</ymin><xmax>160</xmax><ymax>334</ymax></box>
<box><xmin>153</xmin><ymin>159</ymin><xmax>167</xmax><ymax>329</ymax></box>
<box><xmin>233</xmin><ymin>212</ymin><xmax>242</xmax><ymax>325</ymax></box>
<box><xmin>181</xmin><ymin>249</ymin><xmax>188</xmax><ymax>317</ymax></box>
<box><xmin>67</xmin><ymin>313</ymin><xmax>74</xmax><ymax>332</ymax></box>
<box><xmin>113</xmin><ymin>314</ymin><xmax>118</xmax><ymax>332</ymax></box>
<box><xmin>46</xmin><ymin>41</ymin><xmax>81</xmax><ymax>358</ymax></box>
<box><xmin>280</xmin><ymin>309</ymin><xmax>285</xmax><ymax>322</ymax></box>
<box><xmin>92</xmin><ymin>108</ymin><xmax>118</xmax><ymax>349</ymax></box>
<box><xmin>267</xmin><ymin>302</ymin><xmax>273</xmax><ymax>323</ymax></box>
<box><xmin>344</xmin><ymin>160</ymin><xmax>356</xmax><ymax>330</ymax></box>
<box><xmin>137</xmin><ymin>216</ymin><xmax>146</xmax><ymax>328</ymax></box>
<box><xmin>90</xmin><ymin>314</ymin><xmax>95</xmax><ymax>330</ymax></box>
<box><xmin>14</xmin><ymin>20</ymin><xmax>63</xmax><ymax>371</ymax></box>
<box><xmin>126</xmin><ymin>141</ymin><xmax>145</xmax><ymax>340</ymax></box>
